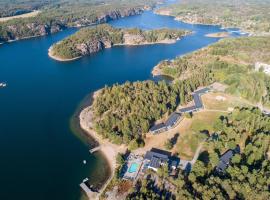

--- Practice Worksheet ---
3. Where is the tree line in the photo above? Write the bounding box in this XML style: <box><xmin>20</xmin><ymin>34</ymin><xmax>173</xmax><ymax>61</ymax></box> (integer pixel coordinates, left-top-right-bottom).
<box><xmin>127</xmin><ymin>107</ymin><xmax>270</xmax><ymax>199</ymax></box>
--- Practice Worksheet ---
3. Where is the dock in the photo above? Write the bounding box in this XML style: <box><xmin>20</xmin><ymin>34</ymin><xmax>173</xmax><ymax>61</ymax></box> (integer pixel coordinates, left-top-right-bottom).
<box><xmin>89</xmin><ymin>146</ymin><xmax>101</xmax><ymax>154</ymax></box>
<box><xmin>80</xmin><ymin>178</ymin><xmax>99</xmax><ymax>200</ymax></box>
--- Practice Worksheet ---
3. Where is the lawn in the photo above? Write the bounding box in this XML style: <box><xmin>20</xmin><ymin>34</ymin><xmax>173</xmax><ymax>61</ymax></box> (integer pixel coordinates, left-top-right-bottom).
<box><xmin>173</xmin><ymin>111</ymin><xmax>226</xmax><ymax>160</ymax></box>
<box><xmin>201</xmin><ymin>92</ymin><xmax>251</xmax><ymax>111</ymax></box>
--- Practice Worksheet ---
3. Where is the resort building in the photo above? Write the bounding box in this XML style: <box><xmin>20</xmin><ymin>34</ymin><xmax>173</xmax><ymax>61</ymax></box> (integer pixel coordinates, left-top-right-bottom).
<box><xmin>179</xmin><ymin>105</ymin><xmax>197</xmax><ymax>113</ymax></box>
<box><xmin>149</xmin><ymin>123</ymin><xmax>168</xmax><ymax>134</ymax></box>
<box><xmin>149</xmin><ymin>112</ymin><xmax>182</xmax><ymax>134</ymax></box>
<box><xmin>144</xmin><ymin>148</ymin><xmax>171</xmax><ymax>171</ymax></box>
<box><xmin>179</xmin><ymin>87</ymin><xmax>210</xmax><ymax>113</ymax></box>
<box><xmin>216</xmin><ymin>146</ymin><xmax>240</xmax><ymax>173</ymax></box>
<box><xmin>150</xmin><ymin>87</ymin><xmax>209</xmax><ymax>134</ymax></box>
<box><xmin>255</xmin><ymin>62</ymin><xmax>270</xmax><ymax>75</ymax></box>
<box><xmin>165</xmin><ymin>112</ymin><xmax>182</xmax><ymax>129</ymax></box>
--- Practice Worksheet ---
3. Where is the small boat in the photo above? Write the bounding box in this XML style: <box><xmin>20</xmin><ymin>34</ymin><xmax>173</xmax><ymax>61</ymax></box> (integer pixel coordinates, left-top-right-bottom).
<box><xmin>83</xmin><ymin>160</ymin><xmax>87</xmax><ymax>164</ymax></box>
<box><xmin>83</xmin><ymin>178</ymin><xmax>89</xmax><ymax>183</ymax></box>
<box><xmin>0</xmin><ymin>82</ymin><xmax>7</xmax><ymax>88</ymax></box>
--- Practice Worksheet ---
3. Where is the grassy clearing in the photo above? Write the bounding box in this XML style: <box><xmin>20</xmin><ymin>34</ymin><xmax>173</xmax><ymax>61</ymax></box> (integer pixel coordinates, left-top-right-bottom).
<box><xmin>202</xmin><ymin>92</ymin><xmax>253</xmax><ymax>111</ymax></box>
<box><xmin>173</xmin><ymin>111</ymin><xmax>226</xmax><ymax>160</ymax></box>
<box><xmin>0</xmin><ymin>10</ymin><xmax>41</xmax><ymax>22</ymax></box>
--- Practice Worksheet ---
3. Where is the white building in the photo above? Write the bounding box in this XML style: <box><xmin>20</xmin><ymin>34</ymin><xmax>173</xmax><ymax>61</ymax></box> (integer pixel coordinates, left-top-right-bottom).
<box><xmin>255</xmin><ymin>62</ymin><xmax>270</xmax><ymax>75</ymax></box>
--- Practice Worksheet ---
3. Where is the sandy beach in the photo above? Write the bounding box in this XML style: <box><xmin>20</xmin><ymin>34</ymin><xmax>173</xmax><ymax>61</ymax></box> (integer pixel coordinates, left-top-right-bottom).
<box><xmin>205</xmin><ymin>32</ymin><xmax>230</xmax><ymax>38</ymax></box>
<box><xmin>79</xmin><ymin>90</ymin><xmax>126</xmax><ymax>200</ymax></box>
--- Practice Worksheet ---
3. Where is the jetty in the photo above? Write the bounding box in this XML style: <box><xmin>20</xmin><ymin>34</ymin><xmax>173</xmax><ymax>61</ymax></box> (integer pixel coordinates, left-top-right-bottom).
<box><xmin>80</xmin><ymin>178</ymin><xmax>99</xmax><ymax>200</ymax></box>
<box><xmin>89</xmin><ymin>146</ymin><xmax>101</xmax><ymax>154</ymax></box>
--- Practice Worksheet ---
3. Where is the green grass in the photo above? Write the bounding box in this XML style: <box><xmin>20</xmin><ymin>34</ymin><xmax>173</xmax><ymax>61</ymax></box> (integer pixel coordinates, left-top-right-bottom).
<box><xmin>176</xmin><ymin>111</ymin><xmax>224</xmax><ymax>160</ymax></box>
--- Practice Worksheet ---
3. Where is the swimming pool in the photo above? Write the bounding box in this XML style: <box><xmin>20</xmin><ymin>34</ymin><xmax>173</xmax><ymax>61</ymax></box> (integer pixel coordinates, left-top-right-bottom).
<box><xmin>128</xmin><ymin>163</ymin><xmax>139</xmax><ymax>173</ymax></box>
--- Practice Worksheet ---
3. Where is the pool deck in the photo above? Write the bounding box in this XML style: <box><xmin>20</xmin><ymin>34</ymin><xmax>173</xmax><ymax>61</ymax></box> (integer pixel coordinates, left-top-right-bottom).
<box><xmin>122</xmin><ymin>154</ymin><xmax>143</xmax><ymax>181</ymax></box>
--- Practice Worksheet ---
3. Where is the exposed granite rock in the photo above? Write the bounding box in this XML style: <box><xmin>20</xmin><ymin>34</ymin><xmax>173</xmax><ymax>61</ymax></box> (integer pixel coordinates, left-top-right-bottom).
<box><xmin>75</xmin><ymin>38</ymin><xmax>112</xmax><ymax>55</ymax></box>
<box><xmin>123</xmin><ymin>33</ymin><xmax>145</xmax><ymax>45</ymax></box>
<box><xmin>0</xmin><ymin>8</ymin><xmax>144</xmax><ymax>43</ymax></box>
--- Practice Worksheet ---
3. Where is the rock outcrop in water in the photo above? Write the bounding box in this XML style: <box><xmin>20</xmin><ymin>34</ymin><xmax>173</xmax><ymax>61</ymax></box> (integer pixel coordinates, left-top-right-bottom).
<box><xmin>49</xmin><ymin>24</ymin><xmax>190</xmax><ymax>61</ymax></box>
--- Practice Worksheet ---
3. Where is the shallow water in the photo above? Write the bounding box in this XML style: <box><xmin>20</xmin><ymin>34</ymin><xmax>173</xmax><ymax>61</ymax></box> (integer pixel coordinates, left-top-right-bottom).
<box><xmin>0</xmin><ymin>4</ymin><xmax>240</xmax><ymax>200</ymax></box>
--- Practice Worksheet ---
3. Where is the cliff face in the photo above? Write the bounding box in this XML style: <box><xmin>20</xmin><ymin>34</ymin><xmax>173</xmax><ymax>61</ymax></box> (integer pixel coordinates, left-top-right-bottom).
<box><xmin>3</xmin><ymin>22</ymin><xmax>64</xmax><ymax>41</ymax></box>
<box><xmin>0</xmin><ymin>8</ymin><xmax>143</xmax><ymax>43</ymax></box>
<box><xmin>76</xmin><ymin>38</ymin><xmax>112</xmax><ymax>56</ymax></box>
<box><xmin>97</xmin><ymin>8</ymin><xmax>143</xmax><ymax>23</ymax></box>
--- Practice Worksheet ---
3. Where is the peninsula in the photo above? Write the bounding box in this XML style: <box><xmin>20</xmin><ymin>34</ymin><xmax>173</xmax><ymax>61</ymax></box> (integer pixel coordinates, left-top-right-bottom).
<box><xmin>49</xmin><ymin>24</ymin><xmax>189</xmax><ymax>61</ymax></box>
<box><xmin>79</xmin><ymin>35</ymin><xmax>270</xmax><ymax>199</ymax></box>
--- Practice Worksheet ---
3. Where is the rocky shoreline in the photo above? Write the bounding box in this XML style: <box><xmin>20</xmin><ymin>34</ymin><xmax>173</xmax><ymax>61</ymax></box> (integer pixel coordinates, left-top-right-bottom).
<box><xmin>0</xmin><ymin>7</ymin><xmax>145</xmax><ymax>44</ymax></box>
<box><xmin>48</xmin><ymin>38</ymin><xmax>181</xmax><ymax>62</ymax></box>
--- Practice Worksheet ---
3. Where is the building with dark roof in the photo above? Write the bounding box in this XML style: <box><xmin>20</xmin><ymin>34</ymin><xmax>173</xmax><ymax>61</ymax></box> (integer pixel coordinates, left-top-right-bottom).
<box><xmin>195</xmin><ymin>87</ymin><xmax>210</xmax><ymax>95</ymax></box>
<box><xmin>150</xmin><ymin>87</ymin><xmax>209</xmax><ymax>134</ymax></box>
<box><xmin>193</xmin><ymin>87</ymin><xmax>210</xmax><ymax>109</ymax></box>
<box><xmin>216</xmin><ymin>146</ymin><xmax>240</xmax><ymax>173</ymax></box>
<box><xmin>149</xmin><ymin>123</ymin><xmax>167</xmax><ymax>134</ymax></box>
<box><xmin>144</xmin><ymin>148</ymin><xmax>171</xmax><ymax>171</ymax></box>
<box><xmin>165</xmin><ymin>112</ymin><xmax>182</xmax><ymax>128</ymax></box>
<box><xmin>179</xmin><ymin>106</ymin><xmax>197</xmax><ymax>113</ymax></box>
<box><xmin>179</xmin><ymin>87</ymin><xmax>210</xmax><ymax>114</ymax></box>
<box><xmin>192</xmin><ymin>93</ymin><xmax>203</xmax><ymax>109</ymax></box>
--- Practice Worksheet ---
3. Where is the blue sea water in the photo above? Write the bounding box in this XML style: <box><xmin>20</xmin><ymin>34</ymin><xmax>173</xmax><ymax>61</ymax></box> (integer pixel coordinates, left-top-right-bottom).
<box><xmin>0</xmin><ymin>4</ymin><xmax>241</xmax><ymax>200</ymax></box>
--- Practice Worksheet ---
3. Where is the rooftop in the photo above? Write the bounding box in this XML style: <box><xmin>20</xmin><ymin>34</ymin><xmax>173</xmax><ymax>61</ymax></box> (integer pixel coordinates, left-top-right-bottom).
<box><xmin>179</xmin><ymin>105</ymin><xmax>197</xmax><ymax>113</ymax></box>
<box><xmin>216</xmin><ymin>148</ymin><xmax>239</xmax><ymax>173</ymax></box>
<box><xmin>220</xmin><ymin>150</ymin><xmax>234</xmax><ymax>164</ymax></box>
<box><xmin>192</xmin><ymin>93</ymin><xmax>203</xmax><ymax>109</ymax></box>
<box><xmin>145</xmin><ymin>148</ymin><xmax>171</xmax><ymax>169</ymax></box>
<box><xmin>149</xmin><ymin>123</ymin><xmax>167</xmax><ymax>132</ymax></box>
<box><xmin>165</xmin><ymin>112</ymin><xmax>182</xmax><ymax>127</ymax></box>
<box><xmin>195</xmin><ymin>87</ymin><xmax>210</xmax><ymax>95</ymax></box>
<box><xmin>145</xmin><ymin>148</ymin><xmax>171</xmax><ymax>160</ymax></box>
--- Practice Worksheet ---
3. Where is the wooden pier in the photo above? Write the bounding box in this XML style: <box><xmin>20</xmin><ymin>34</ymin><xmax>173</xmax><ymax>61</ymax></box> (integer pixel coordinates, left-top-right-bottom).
<box><xmin>80</xmin><ymin>179</ymin><xmax>99</xmax><ymax>200</ymax></box>
<box><xmin>89</xmin><ymin>146</ymin><xmax>101</xmax><ymax>154</ymax></box>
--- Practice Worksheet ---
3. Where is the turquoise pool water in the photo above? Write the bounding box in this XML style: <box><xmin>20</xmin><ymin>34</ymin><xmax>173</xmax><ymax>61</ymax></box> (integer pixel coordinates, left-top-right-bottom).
<box><xmin>128</xmin><ymin>163</ymin><xmax>139</xmax><ymax>173</ymax></box>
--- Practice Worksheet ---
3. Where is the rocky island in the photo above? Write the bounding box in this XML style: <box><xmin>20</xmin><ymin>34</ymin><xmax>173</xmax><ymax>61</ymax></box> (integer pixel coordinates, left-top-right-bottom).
<box><xmin>49</xmin><ymin>24</ymin><xmax>190</xmax><ymax>61</ymax></box>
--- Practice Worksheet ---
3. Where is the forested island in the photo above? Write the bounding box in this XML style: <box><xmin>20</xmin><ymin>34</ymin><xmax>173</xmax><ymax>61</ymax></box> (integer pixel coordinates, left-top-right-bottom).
<box><xmin>82</xmin><ymin>35</ymin><xmax>270</xmax><ymax>148</ymax></box>
<box><xmin>0</xmin><ymin>0</ymin><xmax>161</xmax><ymax>43</ymax></box>
<box><xmin>79</xmin><ymin>34</ymin><xmax>270</xmax><ymax>199</ymax></box>
<box><xmin>156</xmin><ymin>0</ymin><xmax>270</xmax><ymax>35</ymax></box>
<box><xmin>49</xmin><ymin>24</ymin><xmax>189</xmax><ymax>61</ymax></box>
